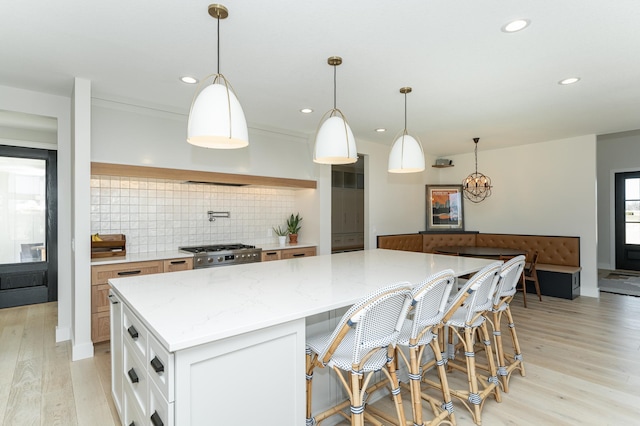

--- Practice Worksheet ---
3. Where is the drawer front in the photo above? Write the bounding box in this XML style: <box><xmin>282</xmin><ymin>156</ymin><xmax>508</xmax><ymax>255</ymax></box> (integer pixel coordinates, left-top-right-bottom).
<box><xmin>149</xmin><ymin>381</ymin><xmax>174</xmax><ymax>426</ymax></box>
<box><xmin>261</xmin><ymin>250</ymin><xmax>281</xmax><ymax>262</ymax></box>
<box><xmin>148</xmin><ymin>333</ymin><xmax>174</xmax><ymax>402</ymax></box>
<box><xmin>124</xmin><ymin>339</ymin><xmax>148</xmax><ymax>416</ymax></box>
<box><xmin>91</xmin><ymin>311</ymin><xmax>111</xmax><ymax>343</ymax></box>
<box><xmin>91</xmin><ymin>283</ymin><xmax>111</xmax><ymax>313</ymax></box>
<box><xmin>163</xmin><ymin>258</ymin><xmax>193</xmax><ymax>273</ymax></box>
<box><xmin>123</xmin><ymin>305</ymin><xmax>148</xmax><ymax>362</ymax></box>
<box><xmin>91</xmin><ymin>261</ymin><xmax>163</xmax><ymax>285</ymax></box>
<box><xmin>281</xmin><ymin>247</ymin><xmax>316</xmax><ymax>259</ymax></box>
<box><xmin>123</xmin><ymin>385</ymin><xmax>147</xmax><ymax>426</ymax></box>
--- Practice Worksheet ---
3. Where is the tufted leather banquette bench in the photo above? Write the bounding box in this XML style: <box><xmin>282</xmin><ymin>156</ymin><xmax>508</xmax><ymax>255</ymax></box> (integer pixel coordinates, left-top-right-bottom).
<box><xmin>378</xmin><ymin>232</ymin><xmax>581</xmax><ymax>299</ymax></box>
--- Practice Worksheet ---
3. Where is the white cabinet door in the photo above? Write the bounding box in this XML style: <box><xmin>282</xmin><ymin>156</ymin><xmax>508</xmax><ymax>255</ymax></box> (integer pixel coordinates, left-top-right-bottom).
<box><xmin>109</xmin><ymin>290</ymin><xmax>123</xmax><ymax>417</ymax></box>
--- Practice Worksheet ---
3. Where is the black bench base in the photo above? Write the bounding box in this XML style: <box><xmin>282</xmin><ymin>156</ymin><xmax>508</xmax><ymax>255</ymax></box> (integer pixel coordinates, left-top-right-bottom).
<box><xmin>526</xmin><ymin>270</ymin><xmax>580</xmax><ymax>300</ymax></box>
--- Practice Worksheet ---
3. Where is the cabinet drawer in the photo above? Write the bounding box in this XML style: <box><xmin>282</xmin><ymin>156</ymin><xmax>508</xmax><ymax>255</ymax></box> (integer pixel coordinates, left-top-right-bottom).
<box><xmin>149</xmin><ymin>381</ymin><xmax>174</xmax><ymax>426</ymax></box>
<box><xmin>148</xmin><ymin>333</ymin><xmax>174</xmax><ymax>403</ymax></box>
<box><xmin>91</xmin><ymin>260</ymin><xmax>163</xmax><ymax>285</ymax></box>
<box><xmin>123</xmin><ymin>385</ymin><xmax>147</xmax><ymax>426</ymax></box>
<box><xmin>91</xmin><ymin>311</ymin><xmax>111</xmax><ymax>343</ymax></box>
<box><xmin>163</xmin><ymin>258</ymin><xmax>193</xmax><ymax>273</ymax></box>
<box><xmin>123</xmin><ymin>305</ymin><xmax>148</xmax><ymax>362</ymax></box>
<box><xmin>92</xmin><ymin>283</ymin><xmax>111</xmax><ymax>313</ymax></box>
<box><xmin>261</xmin><ymin>250</ymin><xmax>281</xmax><ymax>262</ymax></box>
<box><xmin>281</xmin><ymin>247</ymin><xmax>316</xmax><ymax>259</ymax></box>
<box><xmin>124</xmin><ymin>338</ymin><xmax>149</xmax><ymax>416</ymax></box>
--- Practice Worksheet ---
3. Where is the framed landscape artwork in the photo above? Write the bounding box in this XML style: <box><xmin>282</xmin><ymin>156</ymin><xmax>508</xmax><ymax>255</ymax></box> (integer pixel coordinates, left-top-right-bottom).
<box><xmin>425</xmin><ymin>185</ymin><xmax>465</xmax><ymax>231</ymax></box>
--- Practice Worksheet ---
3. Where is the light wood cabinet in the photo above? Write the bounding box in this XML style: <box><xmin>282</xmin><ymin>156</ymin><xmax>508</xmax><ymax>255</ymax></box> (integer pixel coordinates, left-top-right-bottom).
<box><xmin>261</xmin><ymin>246</ymin><xmax>316</xmax><ymax>262</ymax></box>
<box><xmin>91</xmin><ymin>257</ymin><xmax>192</xmax><ymax>343</ymax></box>
<box><xmin>163</xmin><ymin>258</ymin><xmax>193</xmax><ymax>272</ymax></box>
<box><xmin>281</xmin><ymin>247</ymin><xmax>317</xmax><ymax>259</ymax></box>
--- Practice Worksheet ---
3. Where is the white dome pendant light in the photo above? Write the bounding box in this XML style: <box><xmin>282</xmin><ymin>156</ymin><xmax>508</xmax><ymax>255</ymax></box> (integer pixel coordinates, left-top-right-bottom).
<box><xmin>388</xmin><ymin>87</ymin><xmax>425</xmax><ymax>173</ymax></box>
<box><xmin>187</xmin><ymin>4</ymin><xmax>248</xmax><ymax>149</ymax></box>
<box><xmin>313</xmin><ymin>56</ymin><xmax>357</xmax><ymax>165</ymax></box>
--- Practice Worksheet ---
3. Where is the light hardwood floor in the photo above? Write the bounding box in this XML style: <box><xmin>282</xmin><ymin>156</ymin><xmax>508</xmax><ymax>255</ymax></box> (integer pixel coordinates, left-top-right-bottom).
<box><xmin>1</xmin><ymin>292</ymin><xmax>640</xmax><ymax>425</ymax></box>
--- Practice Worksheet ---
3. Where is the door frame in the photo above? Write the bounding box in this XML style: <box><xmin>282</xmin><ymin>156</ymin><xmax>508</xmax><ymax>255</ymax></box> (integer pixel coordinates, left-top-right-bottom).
<box><xmin>0</xmin><ymin>144</ymin><xmax>58</xmax><ymax>307</ymax></box>
<box><xmin>613</xmin><ymin>169</ymin><xmax>640</xmax><ymax>271</ymax></box>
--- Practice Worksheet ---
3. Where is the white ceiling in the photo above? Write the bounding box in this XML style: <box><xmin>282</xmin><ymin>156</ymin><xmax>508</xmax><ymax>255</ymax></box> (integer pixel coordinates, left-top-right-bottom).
<box><xmin>2</xmin><ymin>0</ymin><xmax>640</xmax><ymax>156</ymax></box>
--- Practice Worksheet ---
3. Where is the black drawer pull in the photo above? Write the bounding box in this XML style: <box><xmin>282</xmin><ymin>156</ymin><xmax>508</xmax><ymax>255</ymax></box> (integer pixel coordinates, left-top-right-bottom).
<box><xmin>118</xmin><ymin>270</ymin><xmax>141</xmax><ymax>276</ymax></box>
<box><xmin>266</xmin><ymin>251</ymin><xmax>278</xmax><ymax>255</ymax></box>
<box><xmin>127</xmin><ymin>325</ymin><xmax>139</xmax><ymax>340</ymax></box>
<box><xmin>127</xmin><ymin>368</ymin><xmax>139</xmax><ymax>384</ymax></box>
<box><xmin>108</xmin><ymin>294</ymin><xmax>119</xmax><ymax>304</ymax></box>
<box><xmin>170</xmin><ymin>260</ymin><xmax>186</xmax><ymax>265</ymax></box>
<box><xmin>150</xmin><ymin>356</ymin><xmax>164</xmax><ymax>373</ymax></box>
<box><xmin>128</xmin><ymin>422</ymin><xmax>135</xmax><ymax>426</ymax></box>
<box><xmin>292</xmin><ymin>253</ymin><xmax>305</xmax><ymax>257</ymax></box>
<box><xmin>150</xmin><ymin>411</ymin><xmax>164</xmax><ymax>426</ymax></box>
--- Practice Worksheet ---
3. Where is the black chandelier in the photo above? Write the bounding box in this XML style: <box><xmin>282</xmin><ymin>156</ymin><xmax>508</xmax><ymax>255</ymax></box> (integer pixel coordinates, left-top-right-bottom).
<box><xmin>462</xmin><ymin>137</ymin><xmax>492</xmax><ymax>203</ymax></box>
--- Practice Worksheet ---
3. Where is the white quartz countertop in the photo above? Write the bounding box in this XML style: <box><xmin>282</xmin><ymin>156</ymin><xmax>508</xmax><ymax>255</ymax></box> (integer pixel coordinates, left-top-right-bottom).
<box><xmin>260</xmin><ymin>242</ymin><xmax>316</xmax><ymax>251</ymax></box>
<box><xmin>91</xmin><ymin>250</ymin><xmax>193</xmax><ymax>266</ymax></box>
<box><xmin>109</xmin><ymin>249</ymin><xmax>496</xmax><ymax>352</ymax></box>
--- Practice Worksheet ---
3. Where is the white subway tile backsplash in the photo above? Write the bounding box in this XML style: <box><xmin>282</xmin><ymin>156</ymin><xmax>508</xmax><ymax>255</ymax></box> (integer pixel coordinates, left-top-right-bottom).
<box><xmin>91</xmin><ymin>175</ymin><xmax>297</xmax><ymax>253</ymax></box>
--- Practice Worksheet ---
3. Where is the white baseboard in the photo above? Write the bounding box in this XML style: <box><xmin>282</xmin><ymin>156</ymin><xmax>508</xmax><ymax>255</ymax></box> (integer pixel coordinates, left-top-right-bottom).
<box><xmin>72</xmin><ymin>340</ymin><xmax>95</xmax><ymax>361</ymax></box>
<box><xmin>55</xmin><ymin>325</ymin><xmax>71</xmax><ymax>342</ymax></box>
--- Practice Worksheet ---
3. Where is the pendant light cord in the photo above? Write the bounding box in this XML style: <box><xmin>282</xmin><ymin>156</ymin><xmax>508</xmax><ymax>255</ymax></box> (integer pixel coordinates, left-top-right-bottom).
<box><xmin>404</xmin><ymin>92</ymin><xmax>408</xmax><ymax>130</ymax></box>
<box><xmin>217</xmin><ymin>15</ymin><xmax>221</xmax><ymax>75</ymax></box>
<box><xmin>474</xmin><ymin>140</ymin><xmax>479</xmax><ymax>173</ymax></box>
<box><xmin>333</xmin><ymin>65</ymin><xmax>337</xmax><ymax>110</ymax></box>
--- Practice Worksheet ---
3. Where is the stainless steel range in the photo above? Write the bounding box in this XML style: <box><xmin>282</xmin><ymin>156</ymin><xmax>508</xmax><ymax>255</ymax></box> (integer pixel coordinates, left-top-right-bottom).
<box><xmin>179</xmin><ymin>244</ymin><xmax>262</xmax><ymax>268</ymax></box>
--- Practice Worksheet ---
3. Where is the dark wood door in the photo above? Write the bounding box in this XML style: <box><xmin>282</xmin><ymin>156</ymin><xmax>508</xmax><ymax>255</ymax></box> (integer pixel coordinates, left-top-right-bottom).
<box><xmin>0</xmin><ymin>145</ymin><xmax>57</xmax><ymax>309</ymax></box>
<box><xmin>615</xmin><ymin>171</ymin><xmax>640</xmax><ymax>271</ymax></box>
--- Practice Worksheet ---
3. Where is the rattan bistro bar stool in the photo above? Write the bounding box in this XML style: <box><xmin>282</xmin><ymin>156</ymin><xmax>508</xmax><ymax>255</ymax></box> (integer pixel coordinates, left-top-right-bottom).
<box><xmin>305</xmin><ymin>282</ymin><xmax>413</xmax><ymax>426</ymax></box>
<box><xmin>488</xmin><ymin>255</ymin><xmax>526</xmax><ymax>393</ymax></box>
<box><xmin>392</xmin><ymin>270</ymin><xmax>457</xmax><ymax>426</ymax></box>
<box><xmin>423</xmin><ymin>262</ymin><xmax>503</xmax><ymax>426</ymax></box>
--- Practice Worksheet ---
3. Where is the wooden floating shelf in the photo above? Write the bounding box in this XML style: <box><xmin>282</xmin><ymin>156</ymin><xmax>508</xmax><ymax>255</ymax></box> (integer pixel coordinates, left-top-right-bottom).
<box><xmin>91</xmin><ymin>234</ymin><xmax>126</xmax><ymax>259</ymax></box>
<box><xmin>432</xmin><ymin>164</ymin><xmax>454</xmax><ymax>168</ymax></box>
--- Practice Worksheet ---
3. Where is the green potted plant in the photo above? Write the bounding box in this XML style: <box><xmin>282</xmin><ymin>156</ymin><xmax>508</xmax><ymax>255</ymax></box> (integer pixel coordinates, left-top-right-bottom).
<box><xmin>273</xmin><ymin>225</ymin><xmax>289</xmax><ymax>246</ymax></box>
<box><xmin>286</xmin><ymin>213</ymin><xmax>302</xmax><ymax>244</ymax></box>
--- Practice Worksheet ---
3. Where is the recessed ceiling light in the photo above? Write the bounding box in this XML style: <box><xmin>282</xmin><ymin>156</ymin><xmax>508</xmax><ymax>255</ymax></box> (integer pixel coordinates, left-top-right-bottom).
<box><xmin>300</xmin><ymin>108</ymin><xmax>313</xmax><ymax>114</ymax></box>
<box><xmin>558</xmin><ymin>77</ymin><xmax>580</xmax><ymax>85</ymax></box>
<box><xmin>501</xmin><ymin>19</ymin><xmax>530</xmax><ymax>33</ymax></box>
<box><xmin>180</xmin><ymin>76</ymin><xmax>198</xmax><ymax>84</ymax></box>
<box><xmin>375</xmin><ymin>128</ymin><xmax>387</xmax><ymax>133</ymax></box>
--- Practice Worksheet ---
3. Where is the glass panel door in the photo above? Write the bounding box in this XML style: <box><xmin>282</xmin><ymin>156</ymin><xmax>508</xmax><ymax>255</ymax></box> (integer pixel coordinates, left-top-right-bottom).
<box><xmin>615</xmin><ymin>171</ymin><xmax>640</xmax><ymax>271</ymax></box>
<box><xmin>0</xmin><ymin>157</ymin><xmax>47</xmax><ymax>265</ymax></box>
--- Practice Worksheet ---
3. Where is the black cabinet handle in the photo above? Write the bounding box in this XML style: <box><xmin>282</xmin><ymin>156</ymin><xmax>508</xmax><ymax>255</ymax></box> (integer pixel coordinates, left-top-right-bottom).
<box><xmin>292</xmin><ymin>253</ymin><xmax>305</xmax><ymax>257</ymax></box>
<box><xmin>118</xmin><ymin>270</ymin><xmax>141</xmax><ymax>276</ymax></box>
<box><xmin>150</xmin><ymin>356</ymin><xmax>164</xmax><ymax>373</ymax></box>
<box><xmin>170</xmin><ymin>260</ymin><xmax>186</xmax><ymax>265</ymax></box>
<box><xmin>108</xmin><ymin>294</ymin><xmax>119</xmax><ymax>304</ymax></box>
<box><xmin>127</xmin><ymin>368</ymin><xmax>139</xmax><ymax>384</ymax></box>
<box><xmin>127</xmin><ymin>325</ymin><xmax>139</xmax><ymax>340</ymax></box>
<box><xmin>266</xmin><ymin>251</ymin><xmax>278</xmax><ymax>255</ymax></box>
<box><xmin>150</xmin><ymin>411</ymin><xmax>164</xmax><ymax>426</ymax></box>
<box><xmin>128</xmin><ymin>422</ymin><xmax>135</xmax><ymax>426</ymax></box>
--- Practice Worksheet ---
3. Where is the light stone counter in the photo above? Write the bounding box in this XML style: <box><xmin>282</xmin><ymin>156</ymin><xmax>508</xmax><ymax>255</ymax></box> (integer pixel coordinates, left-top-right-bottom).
<box><xmin>90</xmin><ymin>249</ymin><xmax>192</xmax><ymax>266</ymax></box>
<box><xmin>109</xmin><ymin>248</ymin><xmax>494</xmax><ymax>352</ymax></box>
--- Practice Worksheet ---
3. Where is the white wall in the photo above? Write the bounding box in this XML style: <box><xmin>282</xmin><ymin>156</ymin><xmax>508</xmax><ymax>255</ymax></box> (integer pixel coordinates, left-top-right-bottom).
<box><xmin>441</xmin><ymin>135</ymin><xmax>599</xmax><ymax>297</ymax></box>
<box><xmin>0</xmin><ymin>85</ymin><xmax>73</xmax><ymax>342</ymax></box>
<box><xmin>596</xmin><ymin>130</ymin><xmax>640</xmax><ymax>269</ymax></box>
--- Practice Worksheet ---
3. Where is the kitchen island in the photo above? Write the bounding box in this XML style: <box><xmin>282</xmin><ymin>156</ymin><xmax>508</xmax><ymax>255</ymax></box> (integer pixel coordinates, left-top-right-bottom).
<box><xmin>109</xmin><ymin>248</ymin><xmax>495</xmax><ymax>425</ymax></box>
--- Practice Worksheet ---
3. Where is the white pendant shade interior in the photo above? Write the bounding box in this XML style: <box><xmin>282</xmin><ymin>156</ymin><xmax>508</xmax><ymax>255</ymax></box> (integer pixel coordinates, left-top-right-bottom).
<box><xmin>388</xmin><ymin>87</ymin><xmax>425</xmax><ymax>173</ymax></box>
<box><xmin>313</xmin><ymin>56</ymin><xmax>357</xmax><ymax>165</ymax></box>
<box><xmin>187</xmin><ymin>4</ymin><xmax>249</xmax><ymax>149</ymax></box>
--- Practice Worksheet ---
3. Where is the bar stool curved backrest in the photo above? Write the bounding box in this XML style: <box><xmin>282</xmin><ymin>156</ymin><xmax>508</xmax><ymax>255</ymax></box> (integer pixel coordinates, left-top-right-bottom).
<box><xmin>305</xmin><ymin>282</ymin><xmax>413</xmax><ymax>426</ymax></box>
<box><xmin>408</xmin><ymin>269</ymin><xmax>456</xmax><ymax>345</ymax></box>
<box><xmin>447</xmin><ymin>261</ymin><xmax>503</xmax><ymax>327</ymax></box>
<box><xmin>494</xmin><ymin>255</ymin><xmax>526</xmax><ymax>306</ymax></box>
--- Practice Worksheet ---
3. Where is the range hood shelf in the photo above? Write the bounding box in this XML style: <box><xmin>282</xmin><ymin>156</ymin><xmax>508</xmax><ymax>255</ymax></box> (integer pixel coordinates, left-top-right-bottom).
<box><xmin>91</xmin><ymin>162</ymin><xmax>316</xmax><ymax>189</ymax></box>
